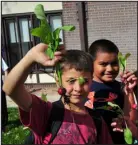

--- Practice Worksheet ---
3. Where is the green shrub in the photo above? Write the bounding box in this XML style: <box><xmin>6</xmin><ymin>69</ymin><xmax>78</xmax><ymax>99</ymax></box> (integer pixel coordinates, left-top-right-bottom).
<box><xmin>2</xmin><ymin>108</ymin><xmax>30</xmax><ymax>144</ymax></box>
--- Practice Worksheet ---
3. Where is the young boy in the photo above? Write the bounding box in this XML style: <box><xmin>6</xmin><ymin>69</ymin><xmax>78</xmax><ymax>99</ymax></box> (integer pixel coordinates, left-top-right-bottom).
<box><xmin>3</xmin><ymin>43</ymin><xmax>112</xmax><ymax>144</ymax></box>
<box><xmin>88</xmin><ymin>39</ymin><xmax>137</xmax><ymax>144</ymax></box>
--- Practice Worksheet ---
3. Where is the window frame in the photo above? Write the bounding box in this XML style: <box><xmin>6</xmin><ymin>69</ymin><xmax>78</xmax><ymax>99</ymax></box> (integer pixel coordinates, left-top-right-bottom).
<box><xmin>2</xmin><ymin>10</ymin><xmax>63</xmax><ymax>75</ymax></box>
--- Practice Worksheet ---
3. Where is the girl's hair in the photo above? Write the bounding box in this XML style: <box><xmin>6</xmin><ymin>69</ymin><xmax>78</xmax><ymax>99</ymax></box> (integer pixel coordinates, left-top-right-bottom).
<box><xmin>60</xmin><ymin>49</ymin><xmax>93</xmax><ymax>74</ymax></box>
<box><xmin>89</xmin><ymin>39</ymin><xmax>119</xmax><ymax>59</ymax></box>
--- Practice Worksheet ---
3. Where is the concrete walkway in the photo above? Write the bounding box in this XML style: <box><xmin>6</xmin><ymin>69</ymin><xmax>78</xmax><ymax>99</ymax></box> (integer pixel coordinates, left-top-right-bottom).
<box><xmin>7</xmin><ymin>88</ymin><xmax>60</xmax><ymax>108</ymax></box>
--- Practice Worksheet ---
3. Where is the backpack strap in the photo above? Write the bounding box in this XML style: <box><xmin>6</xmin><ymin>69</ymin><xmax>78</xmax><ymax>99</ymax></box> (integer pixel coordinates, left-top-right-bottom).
<box><xmin>24</xmin><ymin>99</ymin><xmax>64</xmax><ymax>145</ymax></box>
<box><xmin>86</xmin><ymin>108</ymin><xmax>102</xmax><ymax>144</ymax></box>
<box><xmin>45</xmin><ymin>99</ymin><xmax>64</xmax><ymax>144</ymax></box>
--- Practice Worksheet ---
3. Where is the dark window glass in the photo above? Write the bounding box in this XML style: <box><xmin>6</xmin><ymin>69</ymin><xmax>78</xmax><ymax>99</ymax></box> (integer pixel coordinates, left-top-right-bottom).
<box><xmin>2</xmin><ymin>13</ymin><xmax>63</xmax><ymax>73</ymax></box>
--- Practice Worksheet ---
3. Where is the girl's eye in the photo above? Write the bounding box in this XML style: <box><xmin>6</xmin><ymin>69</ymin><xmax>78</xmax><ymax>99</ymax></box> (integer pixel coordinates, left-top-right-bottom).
<box><xmin>67</xmin><ymin>79</ymin><xmax>76</xmax><ymax>84</ymax></box>
<box><xmin>67</xmin><ymin>78</ymin><xmax>89</xmax><ymax>85</ymax></box>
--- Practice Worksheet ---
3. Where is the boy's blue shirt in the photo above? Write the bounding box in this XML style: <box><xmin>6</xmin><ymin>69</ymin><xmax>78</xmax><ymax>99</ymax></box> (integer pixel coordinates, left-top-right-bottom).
<box><xmin>90</xmin><ymin>80</ymin><xmax>124</xmax><ymax>109</ymax></box>
<box><xmin>90</xmin><ymin>79</ymin><xmax>125</xmax><ymax>144</ymax></box>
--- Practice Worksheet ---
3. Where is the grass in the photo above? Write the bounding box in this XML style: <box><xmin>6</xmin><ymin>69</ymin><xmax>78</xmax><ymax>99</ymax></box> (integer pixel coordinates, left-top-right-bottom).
<box><xmin>2</xmin><ymin>107</ymin><xmax>31</xmax><ymax>144</ymax></box>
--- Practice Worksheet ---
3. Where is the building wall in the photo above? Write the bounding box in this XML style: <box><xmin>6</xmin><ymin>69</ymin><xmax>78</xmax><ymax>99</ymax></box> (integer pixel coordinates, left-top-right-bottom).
<box><xmin>2</xmin><ymin>2</ymin><xmax>62</xmax><ymax>14</ymax></box>
<box><xmin>63</xmin><ymin>2</ymin><xmax>137</xmax><ymax>71</ymax></box>
<box><xmin>62</xmin><ymin>2</ymin><xmax>81</xmax><ymax>50</ymax></box>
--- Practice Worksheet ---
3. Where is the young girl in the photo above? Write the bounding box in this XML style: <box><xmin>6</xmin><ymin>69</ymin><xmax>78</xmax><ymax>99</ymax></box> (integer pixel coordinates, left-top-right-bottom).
<box><xmin>88</xmin><ymin>39</ymin><xmax>137</xmax><ymax>144</ymax></box>
<box><xmin>3</xmin><ymin>43</ymin><xmax>112</xmax><ymax>144</ymax></box>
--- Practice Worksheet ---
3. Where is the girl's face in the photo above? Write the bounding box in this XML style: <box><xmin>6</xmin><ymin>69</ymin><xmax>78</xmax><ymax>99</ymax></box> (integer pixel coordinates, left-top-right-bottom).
<box><xmin>93</xmin><ymin>52</ymin><xmax>119</xmax><ymax>83</ymax></box>
<box><xmin>62</xmin><ymin>68</ymin><xmax>92</xmax><ymax>105</ymax></box>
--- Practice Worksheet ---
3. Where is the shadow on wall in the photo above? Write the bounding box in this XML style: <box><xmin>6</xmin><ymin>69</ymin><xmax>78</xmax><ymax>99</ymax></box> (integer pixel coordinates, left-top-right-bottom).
<box><xmin>134</xmin><ymin>70</ymin><xmax>138</xmax><ymax>100</ymax></box>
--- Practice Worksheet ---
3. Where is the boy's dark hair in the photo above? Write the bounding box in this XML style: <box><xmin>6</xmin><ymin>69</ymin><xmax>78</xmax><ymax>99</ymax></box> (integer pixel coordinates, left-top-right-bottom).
<box><xmin>60</xmin><ymin>49</ymin><xmax>93</xmax><ymax>74</ymax></box>
<box><xmin>89</xmin><ymin>39</ymin><xmax>119</xmax><ymax>59</ymax></box>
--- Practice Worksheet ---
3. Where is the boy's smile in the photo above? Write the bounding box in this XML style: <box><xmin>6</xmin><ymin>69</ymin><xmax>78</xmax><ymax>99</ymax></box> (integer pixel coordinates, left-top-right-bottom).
<box><xmin>93</xmin><ymin>52</ymin><xmax>119</xmax><ymax>83</ymax></box>
<box><xmin>61</xmin><ymin>68</ymin><xmax>92</xmax><ymax>105</ymax></box>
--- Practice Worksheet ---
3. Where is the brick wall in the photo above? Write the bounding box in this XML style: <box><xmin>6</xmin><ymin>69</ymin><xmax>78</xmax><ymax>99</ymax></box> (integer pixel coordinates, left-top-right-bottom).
<box><xmin>87</xmin><ymin>2</ymin><xmax>137</xmax><ymax>71</ymax></box>
<box><xmin>63</xmin><ymin>2</ymin><xmax>137</xmax><ymax>71</ymax></box>
<box><xmin>62</xmin><ymin>2</ymin><xmax>81</xmax><ymax>50</ymax></box>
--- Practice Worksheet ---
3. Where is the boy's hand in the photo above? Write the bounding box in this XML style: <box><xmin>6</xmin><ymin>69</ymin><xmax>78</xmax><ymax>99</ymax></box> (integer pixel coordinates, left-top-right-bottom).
<box><xmin>111</xmin><ymin>116</ymin><xmax>138</xmax><ymax>139</ymax></box>
<box><xmin>120</xmin><ymin>71</ymin><xmax>137</xmax><ymax>94</ymax></box>
<box><xmin>28</xmin><ymin>43</ymin><xmax>64</xmax><ymax>66</ymax></box>
<box><xmin>111</xmin><ymin>117</ymin><xmax>124</xmax><ymax>132</ymax></box>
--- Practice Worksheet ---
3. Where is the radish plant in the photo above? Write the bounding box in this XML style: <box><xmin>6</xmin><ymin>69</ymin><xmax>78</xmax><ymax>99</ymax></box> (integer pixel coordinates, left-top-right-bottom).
<box><xmin>95</xmin><ymin>102</ymin><xmax>133</xmax><ymax>144</ymax></box>
<box><xmin>107</xmin><ymin>102</ymin><xmax>133</xmax><ymax>144</ymax></box>
<box><xmin>118</xmin><ymin>52</ymin><xmax>131</xmax><ymax>73</ymax></box>
<box><xmin>31</xmin><ymin>4</ymin><xmax>75</xmax><ymax>89</ymax></box>
<box><xmin>118</xmin><ymin>52</ymin><xmax>137</xmax><ymax>104</ymax></box>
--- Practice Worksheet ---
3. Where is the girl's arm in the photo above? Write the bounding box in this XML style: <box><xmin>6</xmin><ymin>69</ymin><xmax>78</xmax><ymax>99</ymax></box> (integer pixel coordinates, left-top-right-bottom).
<box><xmin>3</xmin><ymin>52</ymin><xmax>34</xmax><ymax>112</ymax></box>
<box><xmin>3</xmin><ymin>43</ymin><xmax>62</xmax><ymax>112</ymax></box>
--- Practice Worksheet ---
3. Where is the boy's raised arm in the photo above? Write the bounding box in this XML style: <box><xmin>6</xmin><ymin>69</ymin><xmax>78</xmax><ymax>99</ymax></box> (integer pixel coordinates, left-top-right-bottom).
<box><xmin>2</xmin><ymin>43</ymin><xmax>63</xmax><ymax>112</ymax></box>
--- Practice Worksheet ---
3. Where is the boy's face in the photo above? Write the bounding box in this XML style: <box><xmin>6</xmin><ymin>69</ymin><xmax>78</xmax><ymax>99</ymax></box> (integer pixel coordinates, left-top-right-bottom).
<box><xmin>62</xmin><ymin>68</ymin><xmax>92</xmax><ymax>105</ymax></box>
<box><xmin>93</xmin><ymin>52</ymin><xmax>119</xmax><ymax>83</ymax></box>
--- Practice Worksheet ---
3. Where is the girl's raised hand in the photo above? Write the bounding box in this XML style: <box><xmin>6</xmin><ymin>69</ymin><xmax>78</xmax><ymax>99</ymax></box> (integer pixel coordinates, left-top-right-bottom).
<box><xmin>28</xmin><ymin>43</ymin><xmax>64</xmax><ymax>67</ymax></box>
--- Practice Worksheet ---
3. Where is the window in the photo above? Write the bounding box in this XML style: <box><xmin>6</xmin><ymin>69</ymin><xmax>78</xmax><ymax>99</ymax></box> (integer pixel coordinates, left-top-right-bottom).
<box><xmin>50</xmin><ymin>15</ymin><xmax>63</xmax><ymax>44</ymax></box>
<box><xmin>2</xmin><ymin>12</ymin><xmax>63</xmax><ymax>72</ymax></box>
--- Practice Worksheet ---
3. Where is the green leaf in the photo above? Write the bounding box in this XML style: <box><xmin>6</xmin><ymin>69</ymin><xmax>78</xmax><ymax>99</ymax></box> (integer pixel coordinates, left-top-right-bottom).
<box><xmin>31</xmin><ymin>26</ymin><xmax>52</xmax><ymax>44</ymax></box>
<box><xmin>118</xmin><ymin>52</ymin><xmax>131</xmax><ymax>72</ymax></box>
<box><xmin>31</xmin><ymin>27</ymin><xmax>46</xmax><ymax>42</ymax></box>
<box><xmin>44</xmin><ymin>33</ymin><xmax>53</xmax><ymax>44</ymax></box>
<box><xmin>34</xmin><ymin>4</ymin><xmax>52</xmax><ymax>42</ymax></box>
<box><xmin>40</xmin><ymin>19</ymin><xmax>52</xmax><ymax>37</ymax></box>
<box><xmin>78</xmin><ymin>77</ymin><xmax>85</xmax><ymax>85</ymax></box>
<box><xmin>53</xmin><ymin>25</ymin><xmax>75</xmax><ymax>51</ymax></box>
<box><xmin>60</xmin><ymin>25</ymin><xmax>75</xmax><ymax>31</ymax></box>
<box><xmin>124</xmin><ymin>53</ymin><xmax>131</xmax><ymax>60</ymax></box>
<box><xmin>53</xmin><ymin>25</ymin><xmax>75</xmax><ymax>40</ymax></box>
<box><xmin>34</xmin><ymin>4</ymin><xmax>46</xmax><ymax>20</ymax></box>
<box><xmin>55</xmin><ymin>63</ymin><xmax>62</xmax><ymax>86</ymax></box>
<box><xmin>124</xmin><ymin>127</ymin><xmax>133</xmax><ymax>144</ymax></box>
<box><xmin>118</xmin><ymin>52</ymin><xmax>123</xmax><ymax>58</ymax></box>
<box><xmin>53</xmin><ymin>28</ymin><xmax>61</xmax><ymax>40</ymax></box>
<box><xmin>45</xmin><ymin>46</ymin><xmax>54</xmax><ymax>59</ymax></box>
<box><xmin>121</xmin><ymin>59</ymin><xmax>126</xmax><ymax>72</ymax></box>
<box><xmin>41</xmin><ymin>92</ymin><xmax>47</xmax><ymax>102</ymax></box>
<box><xmin>57</xmin><ymin>38</ymin><xmax>62</xmax><ymax>42</ymax></box>
<box><xmin>108</xmin><ymin>102</ymin><xmax>119</xmax><ymax>108</ymax></box>
<box><xmin>118</xmin><ymin>52</ymin><xmax>125</xmax><ymax>72</ymax></box>
<box><xmin>108</xmin><ymin>102</ymin><xmax>124</xmax><ymax>116</ymax></box>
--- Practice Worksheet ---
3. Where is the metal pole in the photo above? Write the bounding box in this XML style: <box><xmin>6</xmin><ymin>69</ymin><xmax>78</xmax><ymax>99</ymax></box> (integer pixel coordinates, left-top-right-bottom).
<box><xmin>76</xmin><ymin>2</ymin><xmax>88</xmax><ymax>52</ymax></box>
